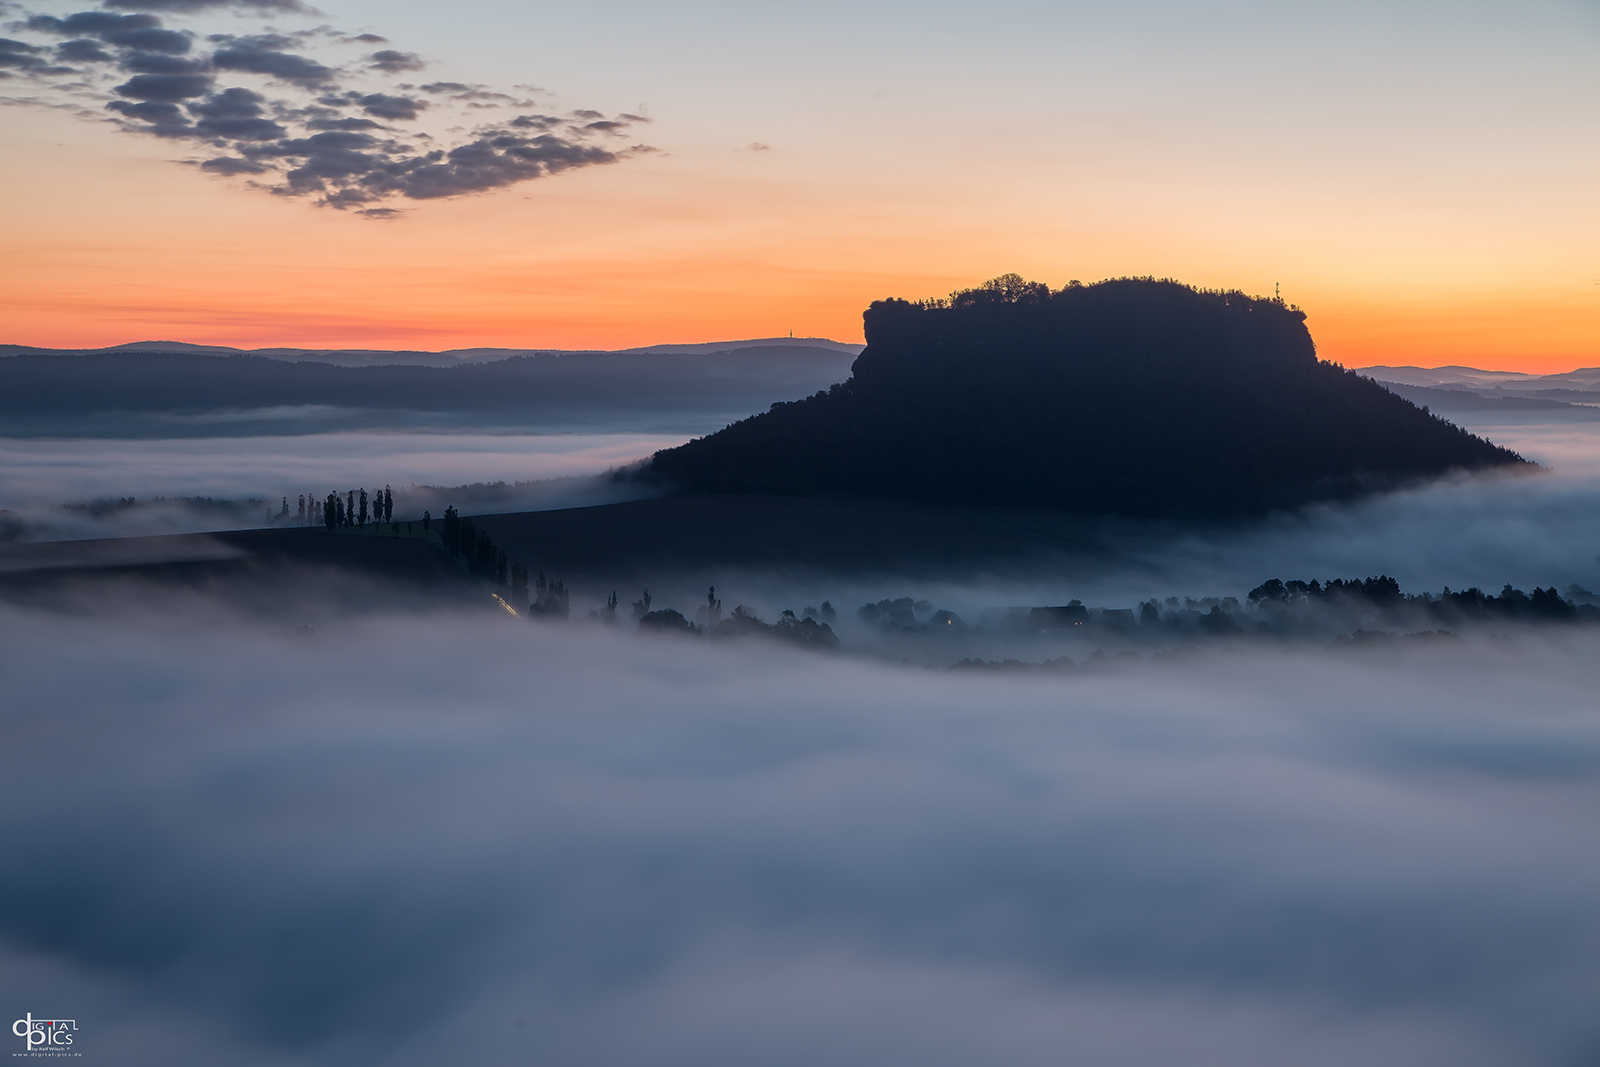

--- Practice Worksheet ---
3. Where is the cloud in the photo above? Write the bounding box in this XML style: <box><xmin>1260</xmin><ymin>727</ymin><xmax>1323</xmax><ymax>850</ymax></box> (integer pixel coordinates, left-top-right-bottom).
<box><xmin>302</xmin><ymin>112</ymin><xmax>379</xmax><ymax>131</ymax></box>
<box><xmin>416</xmin><ymin>81</ymin><xmax>530</xmax><ymax>106</ymax></box>
<box><xmin>190</xmin><ymin>86</ymin><xmax>284</xmax><ymax>140</ymax></box>
<box><xmin>106</xmin><ymin>96</ymin><xmax>193</xmax><ymax>133</ymax></box>
<box><xmin>198</xmin><ymin>153</ymin><xmax>267</xmax><ymax>173</ymax></box>
<box><xmin>507</xmin><ymin>112</ymin><xmax>561</xmax><ymax>129</ymax></box>
<box><xmin>24</xmin><ymin>10</ymin><xmax>192</xmax><ymax>53</ymax></box>
<box><xmin>303</xmin><ymin>114</ymin><xmax>380</xmax><ymax>131</ymax></box>
<box><xmin>105</xmin><ymin>0</ymin><xmax>312</xmax><ymax>10</ymax></box>
<box><xmin>120</xmin><ymin>49</ymin><xmax>206</xmax><ymax>73</ymax></box>
<box><xmin>1</xmin><ymin>4</ymin><xmax>652</xmax><ymax>211</ymax></box>
<box><xmin>113</xmin><ymin>70</ymin><xmax>213</xmax><ymax>101</ymax></box>
<box><xmin>354</xmin><ymin>90</ymin><xmax>423</xmax><ymax>120</ymax></box>
<box><xmin>366</xmin><ymin>48</ymin><xmax>421</xmax><ymax>73</ymax></box>
<box><xmin>0</xmin><ymin>36</ymin><xmax>47</xmax><ymax>70</ymax></box>
<box><xmin>208</xmin><ymin>33</ymin><xmax>334</xmax><ymax>85</ymax></box>
<box><xmin>356</xmin><ymin>131</ymin><xmax>626</xmax><ymax>200</ymax></box>
<box><xmin>53</xmin><ymin>37</ymin><xmax>112</xmax><ymax>62</ymax></box>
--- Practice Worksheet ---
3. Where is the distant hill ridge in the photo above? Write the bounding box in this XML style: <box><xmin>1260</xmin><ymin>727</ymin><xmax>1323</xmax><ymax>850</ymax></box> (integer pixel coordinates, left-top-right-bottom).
<box><xmin>645</xmin><ymin>276</ymin><xmax>1529</xmax><ymax>519</ymax></box>
<box><xmin>1357</xmin><ymin>364</ymin><xmax>1600</xmax><ymax>390</ymax></box>
<box><xmin>0</xmin><ymin>342</ymin><xmax>865</xmax><ymax>438</ymax></box>
<box><xmin>1351</xmin><ymin>363</ymin><xmax>1600</xmax><ymax>420</ymax></box>
<box><xmin>0</xmin><ymin>336</ymin><xmax>863</xmax><ymax>368</ymax></box>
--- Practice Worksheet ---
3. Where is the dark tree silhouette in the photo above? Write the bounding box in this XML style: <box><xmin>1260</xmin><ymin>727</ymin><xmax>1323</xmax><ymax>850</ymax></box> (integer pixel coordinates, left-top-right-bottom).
<box><xmin>471</xmin><ymin>528</ymin><xmax>494</xmax><ymax>576</ymax></box>
<box><xmin>510</xmin><ymin>561</ymin><xmax>529</xmax><ymax>608</ymax></box>
<box><xmin>383</xmin><ymin>485</ymin><xmax>394</xmax><ymax>523</ymax></box>
<box><xmin>423</xmin><ymin>509</ymin><xmax>432</xmax><ymax>537</ymax></box>
<box><xmin>713</xmin><ymin>604</ymin><xmax>839</xmax><ymax>648</ymax></box>
<box><xmin>696</xmin><ymin>585</ymin><xmax>723</xmax><ymax>630</ymax></box>
<box><xmin>638</xmin><ymin>608</ymin><xmax>695</xmax><ymax>633</ymax></box>
<box><xmin>530</xmin><ymin>572</ymin><xmax>571</xmax><ymax>618</ymax></box>
<box><xmin>358</xmin><ymin>488</ymin><xmax>368</xmax><ymax>527</ymax></box>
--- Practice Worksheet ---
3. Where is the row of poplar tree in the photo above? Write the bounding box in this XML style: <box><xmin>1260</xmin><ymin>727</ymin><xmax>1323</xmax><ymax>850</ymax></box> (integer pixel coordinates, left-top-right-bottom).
<box><xmin>301</xmin><ymin>490</ymin><xmax>567</xmax><ymax>618</ymax></box>
<box><xmin>315</xmin><ymin>486</ymin><xmax>395</xmax><ymax>529</ymax></box>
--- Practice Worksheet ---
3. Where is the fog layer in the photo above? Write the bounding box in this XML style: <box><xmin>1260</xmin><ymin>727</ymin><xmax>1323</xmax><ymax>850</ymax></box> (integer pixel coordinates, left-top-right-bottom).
<box><xmin>0</xmin><ymin>432</ymin><xmax>682</xmax><ymax>506</ymax></box>
<box><xmin>2</xmin><ymin>590</ymin><xmax>1598</xmax><ymax>1065</ymax></box>
<box><xmin>0</xmin><ymin>431</ymin><xmax>675</xmax><ymax>540</ymax></box>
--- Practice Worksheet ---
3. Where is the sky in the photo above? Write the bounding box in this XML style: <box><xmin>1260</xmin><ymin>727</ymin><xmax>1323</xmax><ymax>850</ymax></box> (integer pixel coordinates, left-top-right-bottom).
<box><xmin>1</xmin><ymin>0</ymin><xmax>1596</xmax><ymax>370</ymax></box>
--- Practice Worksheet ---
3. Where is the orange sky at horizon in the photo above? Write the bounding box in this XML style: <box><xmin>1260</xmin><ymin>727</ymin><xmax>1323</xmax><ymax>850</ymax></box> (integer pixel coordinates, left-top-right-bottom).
<box><xmin>2</xmin><ymin>0</ymin><xmax>1595</xmax><ymax>375</ymax></box>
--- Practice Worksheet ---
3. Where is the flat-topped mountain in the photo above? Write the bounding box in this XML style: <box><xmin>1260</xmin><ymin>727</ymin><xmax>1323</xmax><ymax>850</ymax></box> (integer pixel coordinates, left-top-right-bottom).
<box><xmin>645</xmin><ymin>277</ymin><xmax>1529</xmax><ymax>518</ymax></box>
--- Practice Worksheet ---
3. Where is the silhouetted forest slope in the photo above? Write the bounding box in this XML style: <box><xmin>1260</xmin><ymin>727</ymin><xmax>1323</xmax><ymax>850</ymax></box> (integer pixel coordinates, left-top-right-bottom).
<box><xmin>0</xmin><ymin>527</ymin><xmax>475</xmax><ymax>611</ymax></box>
<box><xmin>646</xmin><ymin>278</ymin><xmax>1529</xmax><ymax>517</ymax></box>
<box><xmin>472</xmin><ymin>494</ymin><xmax>1140</xmax><ymax>581</ymax></box>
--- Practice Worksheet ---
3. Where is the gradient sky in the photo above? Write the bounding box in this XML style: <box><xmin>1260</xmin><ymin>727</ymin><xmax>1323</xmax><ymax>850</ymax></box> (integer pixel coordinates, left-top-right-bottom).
<box><xmin>2</xmin><ymin>0</ymin><xmax>1596</xmax><ymax>370</ymax></box>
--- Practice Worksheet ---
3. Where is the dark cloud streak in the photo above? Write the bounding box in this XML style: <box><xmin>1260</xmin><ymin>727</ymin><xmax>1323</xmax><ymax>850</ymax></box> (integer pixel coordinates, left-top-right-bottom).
<box><xmin>208</xmin><ymin>33</ymin><xmax>334</xmax><ymax>86</ymax></box>
<box><xmin>0</xmin><ymin>36</ymin><xmax>49</xmax><ymax>71</ymax></box>
<box><xmin>367</xmin><ymin>48</ymin><xmax>422</xmax><ymax>73</ymax></box>
<box><xmin>25</xmin><ymin>10</ymin><xmax>192</xmax><ymax>53</ymax></box>
<box><xmin>113</xmin><ymin>71</ymin><xmax>214</xmax><ymax>101</ymax></box>
<box><xmin>105</xmin><ymin>0</ymin><xmax>310</xmax><ymax>10</ymax></box>
<box><xmin>355</xmin><ymin>91</ymin><xmax>424</xmax><ymax>120</ymax></box>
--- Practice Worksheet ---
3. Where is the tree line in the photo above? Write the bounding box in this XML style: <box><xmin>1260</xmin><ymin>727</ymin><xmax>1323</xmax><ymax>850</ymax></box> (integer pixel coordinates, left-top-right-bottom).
<box><xmin>1246</xmin><ymin>575</ymin><xmax>1590</xmax><ymax>623</ymax></box>
<box><xmin>310</xmin><ymin>486</ymin><xmax>395</xmax><ymax>529</ymax></box>
<box><xmin>432</xmin><ymin>505</ymin><xmax>569</xmax><ymax>618</ymax></box>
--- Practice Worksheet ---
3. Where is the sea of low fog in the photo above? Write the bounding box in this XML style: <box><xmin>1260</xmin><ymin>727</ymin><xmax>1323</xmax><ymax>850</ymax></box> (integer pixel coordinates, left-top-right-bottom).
<box><xmin>4</xmin><ymin>413</ymin><xmax>1600</xmax><ymax>1065</ymax></box>
<box><xmin>1</xmin><ymin>577</ymin><xmax>1598</xmax><ymax>1065</ymax></box>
